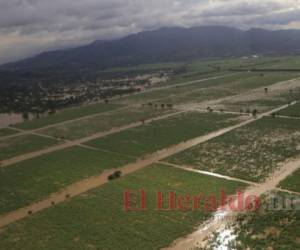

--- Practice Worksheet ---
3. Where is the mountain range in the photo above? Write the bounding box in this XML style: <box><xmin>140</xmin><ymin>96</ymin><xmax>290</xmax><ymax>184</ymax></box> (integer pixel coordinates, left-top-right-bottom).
<box><xmin>3</xmin><ymin>26</ymin><xmax>300</xmax><ymax>71</ymax></box>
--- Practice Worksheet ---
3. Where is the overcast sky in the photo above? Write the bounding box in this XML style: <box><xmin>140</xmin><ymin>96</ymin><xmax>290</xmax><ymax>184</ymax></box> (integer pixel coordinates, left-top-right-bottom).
<box><xmin>0</xmin><ymin>0</ymin><xmax>300</xmax><ymax>64</ymax></box>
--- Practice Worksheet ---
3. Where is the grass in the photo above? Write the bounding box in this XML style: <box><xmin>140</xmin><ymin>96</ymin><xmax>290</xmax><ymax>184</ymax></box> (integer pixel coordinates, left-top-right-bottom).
<box><xmin>0</xmin><ymin>128</ymin><xmax>18</xmax><ymax>137</ymax></box>
<box><xmin>205</xmin><ymin>192</ymin><xmax>300</xmax><ymax>250</ymax></box>
<box><xmin>278</xmin><ymin>168</ymin><xmax>300</xmax><ymax>192</ymax></box>
<box><xmin>0</xmin><ymin>164</ymin><xmax>247</xmax><ymax>250</ymax></box>
<box><xmin>0</xmin><ymin>146</ymin><xmax>133</xmax><ymax>215</ymax></box>
<box><xmin>166</xmin><ymin>117</ymin><xmax>300</xmax><ymax>182</ymax></box>
<box><xmin>0</xmin><ymin>134</ymin><xmax>60</xmax><ymax>161</ymax></box>
<box><xmin>13</xmin><ymin>103</ymin><xmax>122</xmax><ymax>130</ymax></box>
<box><xmin>38</xmin><ymin>106</ymin><xmax>175</xmax><ymax>140</ymax></box>
<box><xmin>85</xmin><ymin>112</ymin><xmax>241</xmax><ymax>158</ymax></box>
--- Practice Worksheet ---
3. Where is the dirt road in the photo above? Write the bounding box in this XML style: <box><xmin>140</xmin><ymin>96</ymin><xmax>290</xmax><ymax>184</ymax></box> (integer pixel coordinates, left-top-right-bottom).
<box><xmin>0</xmin><ymin>101</ymin><xmax>297</xmax><ymax>229</ymax></box>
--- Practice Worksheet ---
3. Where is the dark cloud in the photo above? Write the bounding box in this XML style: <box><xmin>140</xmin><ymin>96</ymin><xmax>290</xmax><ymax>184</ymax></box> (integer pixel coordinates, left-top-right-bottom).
<box><xmin>0</xmin><ymin>0</ymin><xmax>299</xmax><ymax>63</ymax></box>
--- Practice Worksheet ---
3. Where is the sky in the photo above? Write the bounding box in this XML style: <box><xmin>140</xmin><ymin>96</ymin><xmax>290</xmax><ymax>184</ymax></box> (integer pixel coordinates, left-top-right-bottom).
<box><xmin>0</xmin><ymin>0</ymin><xmax>300</xmax><ymax>64</ymax></box>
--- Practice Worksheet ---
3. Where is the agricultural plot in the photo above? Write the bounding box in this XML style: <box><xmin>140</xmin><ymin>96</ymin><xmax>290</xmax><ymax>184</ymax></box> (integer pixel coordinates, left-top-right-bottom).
<box><xmin>278</xmin><ymin>168</ymin><xmax>300</xmax><ymax>192</ymax></box>
<box><xmin>0</xmin><ymin>164</ymin><xmax>247</xmax><ymax>250</ymax></box>
<box><xmin>85</xmin><ymin>112</ymin><xmax>242</xmax><ymax>158</ymax></box>
<box><xmin>38</xmin><ymin>106</ymin><xmax>174</xmax><ymax>140</ymax></box>
<box><xmin>116</xmin><ymin>73</ymin><xmax>253</xmax><ymax>105</ymax></box>
<box><xmin>0</xmin><ymin>128</ymin><xmax>18</xmax><ymax>137</ymax></box>
<box><xmin>0</xmin><ymin>146</ymin><xmax>133</xmax><ymax>215</ymax></box>
<box><xmin>0</xmin><ymin>134</ymin><xmax>60</xmax><ymax>161</ymax></box>
<box><xmin>223</xmin><ymin>72</ymin><xmax>300</xmax><ymax>91</ymax></box>
<box><xmin>154</xmin><ymin>73</ymin><xmax>299</xmax><ymax>109</ymax></box>
<box><xmin>278</xmin><ymin>101</ymin><xmax>300</xmax><ymax>117</ymax></box>
<box><xmin>206</xmin><ymin>192</ymin><xmax>300</xmax><ymax>250</ymax></box>
<box><xmin>211</xmin><ymin>74</ymin><xmax>300</xmax><ymax>113</ymax></box>
<box><xmin>166</xmin><ymin>117</ymin><xmax>300</xmax><ymax>182</ymax></box>
<box><xmin>153</xmin><ymin>87</ymin><xmax>236</xmax><ymax>107</ymax></box>
<box><xmin>13</xmin><ymin>103</ymin><xmax>122</xmax><ymax>130</ymax></box>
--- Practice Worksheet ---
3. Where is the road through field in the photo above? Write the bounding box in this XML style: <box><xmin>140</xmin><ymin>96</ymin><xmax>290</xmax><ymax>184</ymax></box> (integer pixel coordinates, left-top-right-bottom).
<box><xmin>0</xmin><ymin>101</ymin><xmax>297</xmax><ymax>229</ymax></box>
<box><xmin>0</xmin><ymin>73</ymin><xmax>236</xmax><ymax>141</ymax></box>
<box><xmin>0</xmin><ymin>110</ymin><xmax>185</xmax><ymax>167</ymax></box>
<box><xmin>165</xmin><ymin>155</ymin><xmax>300</xmax><ymax>250</ymax></box>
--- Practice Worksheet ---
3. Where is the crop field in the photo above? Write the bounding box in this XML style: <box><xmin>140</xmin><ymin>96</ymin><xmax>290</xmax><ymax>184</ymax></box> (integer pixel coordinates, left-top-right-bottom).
<box><xmin>247</xmin><ymin>56</ymin><xmax>300</xmax><ymax>70</ymax></box>
<box><xmin>0</xmin><ymin>164</ymin><xmax>247</xmax><ymax>250</ymax></box>
<box><xmin>0</xmin><ymin>128</ymin><xmax>18</xmax><ymax>137</ymax></box>
<box><xmin>206</xmin><ymin>192</ymin><xmax>300</xmax><ymax>250</ymax></box>
<box><xmin>13</xmin><ymin>103</ymin><xmax>122</xmax><ymax>130</ymax></box>
<box><xmin>0</xmin><ymin>134</ymin><xmax>60</xmax><ymax>161</ymax></box>
<box><xmin>85</xmin><ymin>112</ymin><xmax>242</xmax><ymax>158</ymax></box>
<box><xmin>278</xmin><ymin>101</ymin><xmax>300</xmax><ymax>117</ymax></box>
<box><xmin>1</xmin><ymin>56</ymin><xmax>300</xmax><ymax>250</ymax></box>
<box><xmin>154</xmin><ymin>73</ymin><xmax>299</xmax><ymax>108</ymax></box>
<box><xmin>278</xmin><ymin>168</ymin><xmax>300</xmax><ymax>192</ymax></box>
<box><xmin>38</xmin><ymin>106</ymin><xmax>175</xmax><ymax>140</ymax></box>
<box><xmin>116</xmin><ymin>73</ymin><xmax>253</xmax><ymax>105</ymax></box>
<box><xmin>223</xmin><ymin>72</ymin><xmax>300</xmax><ymax>91</ymax></box>
<box><xmin>166</xmin><ymin>117</ymin><xmax>300</xmax><ymax>182</ymax></box>
<box><xmin>0</xmin><ymin>146</ymin><xmax>133</xmax><ymax>215</ymax></box>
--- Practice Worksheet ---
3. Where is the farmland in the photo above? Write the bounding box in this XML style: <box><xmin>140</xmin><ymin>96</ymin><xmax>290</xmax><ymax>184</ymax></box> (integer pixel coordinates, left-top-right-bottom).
<box><xmin>38</xmin><ymin>106</ymin><xmax>175</xmax><ymax>140</ymax></box>
<box><xmin>86</xmin><ymin>112</ymin><xmax>242</xmax><ymax>158</ymax></box>
<box><xmin>166</xmin><ymin>117</ymin><xmax>300</xmax><ymax>182</ymax></box>
<box><xmin>0</xmin><ymin>146</ymin><xmax>133</xmax><ymax>214</ymax></box>
<box><xmin>278</xmin><ymin>101</ymin><xmax>300</xmax><ymax>117</ymax></box>
<box><xmin>0</xmin><ymin>128</ymin><xmax>18</xmax><ymax>137</ymax></box>
<box><xmin>0</xmin><ymin>56</ymin><xmax>300</xmax><ymax>250</ymax></box>
<box><xmin>205</xmin><ymin>193</ymin><xmax>300</xmax><ymax>250</ymax></box>
<box><xmin>13</xmin><ymin>103</ymin><xmax>122</xmax><ymax>130</ymax></box>
<box><xmin>0</xmin><ymin>134</ymin><xmax>60</xmax><ymax>161</ymax></box>
<box><xmin>278</xmin><ymin>168</ymin><xmax>300</xmax><ymax>192</ymax></box>
<box><xmin>0</xmin><ymin>164</ymin><xmax>246</xmax><ymax>250</ymax></box>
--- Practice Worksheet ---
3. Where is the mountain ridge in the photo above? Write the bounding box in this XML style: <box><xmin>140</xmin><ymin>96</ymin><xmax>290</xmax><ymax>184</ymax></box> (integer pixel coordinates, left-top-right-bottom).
<box><xmin>3</xmin><ymin>26</ymin><xmax>300</xmax><ymax>71</ymax></box>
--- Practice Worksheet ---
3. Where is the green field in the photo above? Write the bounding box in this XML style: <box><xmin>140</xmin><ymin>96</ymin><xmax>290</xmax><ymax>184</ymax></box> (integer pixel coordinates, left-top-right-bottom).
<box><xmin>206</xmin><ymin>192</ymin><xmax>300</xmax><ymax>250</ymax></box>
<box><xmin>278</xmin><ymin>168</ymin><xmax>300</xmax><ymax>192</ymax></box>
<box><xmin>85</xmin><ymin>112</ymin><xmax>241</xmax><ymax>158</ymax></box>
<box><xmin>38</xmin><ymin>106</ymin><xmax>175</xmax><ymax>140</ymax></box>
<box><xmin>116</xmin><ymin>73</ymin><xmax>253</xmax><ymax>105</ymax></box>
<box><xmin>166</xmin><ymin>117</ymin><xmax>300</xmax><ymax>182</ymax></box>
<box><xmin>0</xmin><ymin>128</ymin><xmax>19</xmax><ymax>137</ymax></box>
<box><xmin>0</xmin><ymin>164</ymin><xmax>246</xmax><ymax>250</ymax></box>
<box><xmin>0</xmin><ymin>134</ymin><xmax>60</xmax><ymax>161</ymax></box>
<box><xmin>13</xmin><ymin>103</ymin><xmax>122</xmax><ymax>130</ymax></box>
<box><xmin>0</xmin><ymin>146</ymin><xmax>133</xmax><ymax>215</ymax></box>
<box><xmin>278</xmin><ymin>101</ymin><xmax>300</xmax><ymax>117</ymax></box>
<box><xmin>224</xmin><ymin>72</ymin><xmax>300</xmax><ymax>91</ymax></box>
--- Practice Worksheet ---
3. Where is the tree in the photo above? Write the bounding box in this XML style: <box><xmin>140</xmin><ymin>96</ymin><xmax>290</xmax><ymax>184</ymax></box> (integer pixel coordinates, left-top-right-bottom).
<box><xmin>252</xmin><ymin>109</ymin><xmax>258</xmax><ymax>117</ymax></box>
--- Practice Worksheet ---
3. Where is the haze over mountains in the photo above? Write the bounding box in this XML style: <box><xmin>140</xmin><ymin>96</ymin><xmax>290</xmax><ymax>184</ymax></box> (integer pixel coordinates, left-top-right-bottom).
<box><xmin>3</xmin><ymin>26</ymin><xmax>300</xmax><ymax>71</ymax></box>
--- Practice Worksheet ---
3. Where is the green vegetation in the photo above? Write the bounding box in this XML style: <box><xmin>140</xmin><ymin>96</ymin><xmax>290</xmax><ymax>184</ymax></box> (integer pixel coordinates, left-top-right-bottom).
<box><xmin>279</xmin><ymin>101</ymin><xmax>300</xmax><ymax>117</ymax></box>
<box><xmin>116</xmin><ymin>73</ymin><xmax>253</xmax><ymax>105</ymax></box>
<box><xmin>226</xmin><ymin>72</ymin><xmax>300</xmax><ymax>91</ymax></box>
<box><xmin>86</xmin><ymin>112</ymin><xmax>241</xmax><ymax>158</ymax></box>
<box><xmin>0</xmin><ymin>146</ymin><xmax>133</xmax><ymax>214</ymax></box>
<box><xmin>278</xmin><ymin>168</ymin><xmax>300</xmax><ymax>192</ymax></box>
<box><xmin>0</xmin><ymin>134</ymin><xmax>60</xmax><ymax>161</ymax></box>
<box><xmin>13</xmin><ymin>103</ymin><xmax>122</xmax><ymax>130</ymax></box>
<box><xmin>0</xmin><ymin>128</ymin><xmax>18</xmax><ymax>137</ymax></box>
<box><xmin>0</xmin><ymin>164</ymin><xmax>246</xmax><ymax>250</ymax></box>
<box><xmin>206</xmin><ymin>192</ymin><xmax>300</xmax><ymax>250</ymax></box>
<box><xmin>166</xmin><ymin>117</ymin><xmax>300</xmax><ymax>182</ymax></box>
<box><xmin>38</xmin><ymin>106</ymin><xmax>174</xmax><ymax>140</ymax></box>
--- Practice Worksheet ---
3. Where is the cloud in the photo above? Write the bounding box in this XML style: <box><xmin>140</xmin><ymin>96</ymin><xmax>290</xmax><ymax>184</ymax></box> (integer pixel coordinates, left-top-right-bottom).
<box><xmin>0</xmin><ymin>0</ymin><xmax>299</xmax><ymax>64</ymax></box>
